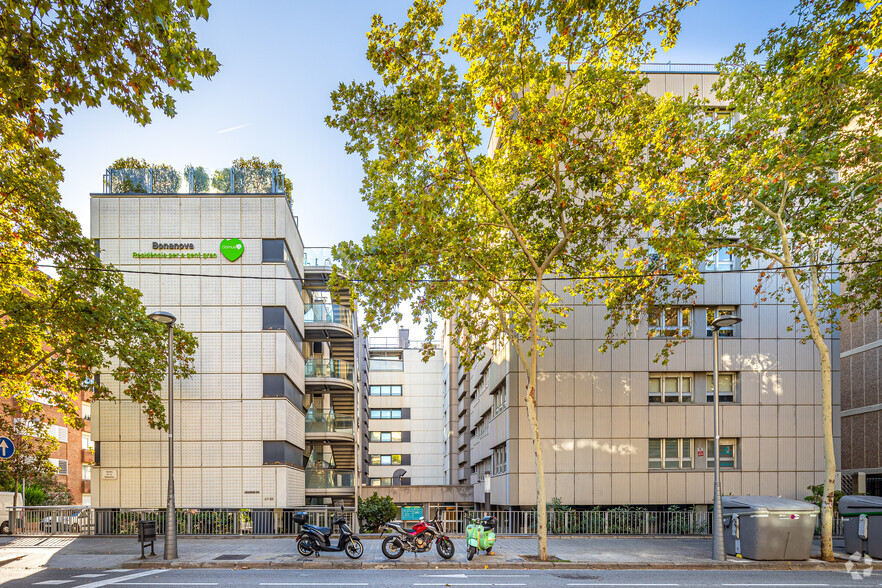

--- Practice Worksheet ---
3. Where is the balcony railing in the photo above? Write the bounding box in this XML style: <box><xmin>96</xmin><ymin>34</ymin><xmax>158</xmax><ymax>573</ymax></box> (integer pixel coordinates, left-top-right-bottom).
<box><xmin>305</xmin><ymin>468</ymin><xmax>355</xmax><ymax>489</ymax></box>
<box><xmin>304</xmin><ymin>304</ymin><xmax>352</xmax><ymax>328</ymax></box>
<box><xmin>303</xmin><ymin>248</ymin><xmax>333</xmax><ymax>268</ymax></box>
<box><xmin>305</xmin><ymin>358</ymin><xmax>354</xmax><ymax>382</ymax></box>
<box><xmin>305</xmin><ymin>414</ymin><xmax>354</xmax><ymax>434</ymax></box>
<box><xmin>101</xmin><ymin>166</ymin><xmax>287</xmax><ymax>195</ymax></box>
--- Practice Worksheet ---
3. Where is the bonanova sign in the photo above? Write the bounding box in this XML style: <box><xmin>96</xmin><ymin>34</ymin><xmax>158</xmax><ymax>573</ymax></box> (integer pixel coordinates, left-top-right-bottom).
<box><xmin>132</xmin><ymin>241</ymin><xmax>218</xmax><ymax>259</ymax></box>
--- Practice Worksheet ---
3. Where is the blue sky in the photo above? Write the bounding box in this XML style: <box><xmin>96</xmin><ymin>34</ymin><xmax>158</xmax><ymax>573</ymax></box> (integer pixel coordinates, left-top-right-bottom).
<box><xmin>51</xmin><ymin>0</ymin><xmax>797</xmax><ymax>334</ymax></box>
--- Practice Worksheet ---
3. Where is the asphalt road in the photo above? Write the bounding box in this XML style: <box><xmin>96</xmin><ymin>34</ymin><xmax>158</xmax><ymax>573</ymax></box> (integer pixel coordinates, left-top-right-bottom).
<box><xmin>0</xmin><ymin>568</ymin><xmax>879</xmax><ymax>588</ymax></box>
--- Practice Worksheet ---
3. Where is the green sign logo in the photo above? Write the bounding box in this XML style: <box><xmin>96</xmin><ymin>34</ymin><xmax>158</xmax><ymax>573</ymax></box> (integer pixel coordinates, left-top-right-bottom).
<box><xmin>220</xmin><ymin>238</ymin><xmax>244</xmax><ymax>262</ymax></box>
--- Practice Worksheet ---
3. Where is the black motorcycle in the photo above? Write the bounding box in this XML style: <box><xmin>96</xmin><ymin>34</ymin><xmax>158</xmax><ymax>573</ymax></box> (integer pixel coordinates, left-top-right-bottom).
<box><xmin>380</xmin><ymin>508</ymin><xmax>455</xmax><ymax>560</ymax></box>
<box><xmin>294</xmin><ymin>508</ymin><xmax>363</xmax><ymax>559</ymax></box>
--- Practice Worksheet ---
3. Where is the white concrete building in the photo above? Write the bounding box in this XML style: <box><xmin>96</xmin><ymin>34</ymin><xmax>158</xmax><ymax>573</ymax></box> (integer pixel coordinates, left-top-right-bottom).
<box><xmin>367</xmin><ymin>331</ymin><xmax>445</xmax><ymax>487</ymax></box>
<box><xmin>90</xmin><ymin>168</ymin><xmax>307</xmax><ymax>508</ymax></box>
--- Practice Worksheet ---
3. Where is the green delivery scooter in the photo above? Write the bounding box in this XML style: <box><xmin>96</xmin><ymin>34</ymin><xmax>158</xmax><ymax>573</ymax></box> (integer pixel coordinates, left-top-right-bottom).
<box><xmin>465</xmin><ymin>515</ymin><xmax>497</xmax><ymax>560</ymax></box>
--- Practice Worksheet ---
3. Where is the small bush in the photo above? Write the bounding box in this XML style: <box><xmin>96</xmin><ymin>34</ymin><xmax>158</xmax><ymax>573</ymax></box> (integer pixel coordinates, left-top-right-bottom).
<box><xmin>357</xmin><ymin>492</ymin><xmax>398</xmax><ymax>532</ymax></box>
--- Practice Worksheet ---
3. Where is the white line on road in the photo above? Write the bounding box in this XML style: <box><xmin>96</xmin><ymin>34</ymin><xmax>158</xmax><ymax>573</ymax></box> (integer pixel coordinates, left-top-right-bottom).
<box><xmin>35</xmin><ymin>582</ymin><xmax>73</xmax><ymax>586</ymax></box>
<box><xmin>73</xmin><ymin>575</ymin><xmax>107</xmax><ymax>579</ymax></box>
<box><xmin>721</xmin><ymin>585</ymin><xmax>830</xmax><ymax>587</ymax></box>
<box><xmin>108</xmin><ymin>584</ymin><xmax>217</xmax><ymax>586</ymax></box>
<box><xmin>74</xmin><ymin>570</ymin><xmax>168</xmax><ymax>588</ymax></box>
<box><xmin>567</xmin><ymin>584</ymin><xmax>680</xmax><ymax>587</ymax></box>
<box><xmin>259</xmin><ymin>584</ymin><xmax>370</xmax><ymax>586</ymax></box>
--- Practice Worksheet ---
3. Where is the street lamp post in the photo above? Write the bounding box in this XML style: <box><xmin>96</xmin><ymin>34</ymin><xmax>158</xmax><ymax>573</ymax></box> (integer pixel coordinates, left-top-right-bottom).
<box><xmin>148</xmin><ymin>311</ymin><xmax>177</xmax><ymax>560</ymax></box>
<box><xmin>710</xmin><ymin>314</ymin><xmax>742</xmax><ymax>562</ymax></box>
<box><xmin>484</xmin><ymin>473</ymin><xmax>491</xmax><ymax>513</ymax></box>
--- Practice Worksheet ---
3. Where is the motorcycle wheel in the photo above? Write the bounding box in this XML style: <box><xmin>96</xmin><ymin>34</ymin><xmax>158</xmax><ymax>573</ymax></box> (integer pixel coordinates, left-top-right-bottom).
<box><xmin>467</xmin><ymin>545</ymin><xmax>476</xmax><ymax>561</ymax></box>
<box><xmin>381</xmin><ymin>536</ymin><xmax>404</xmax><ymax>560</ymax></box>
<box><xmin>345</xmin><ymin>539</ymin><xmax>364</xmax><ymax>559</ymax></box>
<box><xmin>436</xmin><ymin>537</ymin><xmax>455</xmax><ymax>559</ymax></box>
<box><xmin>296</xmin><ymin>538</ymin><xmax>314</xmax><ymax>557</ymax></box>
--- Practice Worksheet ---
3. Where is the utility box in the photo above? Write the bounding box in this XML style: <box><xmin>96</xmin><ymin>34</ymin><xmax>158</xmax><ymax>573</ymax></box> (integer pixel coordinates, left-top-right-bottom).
<box><xmin>721</xmin><ymin>496</ymin><xmax>819</xmax><ymax>560</ymax></box>
<box><xmin>840</xmin><ymin>495</ymin><xmax>882</xmax><ymax>557</ymax></box>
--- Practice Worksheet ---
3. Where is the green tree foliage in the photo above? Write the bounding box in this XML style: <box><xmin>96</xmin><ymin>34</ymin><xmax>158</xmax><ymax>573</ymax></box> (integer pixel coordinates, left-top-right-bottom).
<box><xmin>0</xmin><ymin>400</ymin><xmax>57</xmax><ymax>509</ymax></box>
<box><xmin>327</xmin><ymin>0</ymin><xmax>700</xmax><ymax>559</ymax></box>
<box><xmin>705</xmin><ymin>0</ymin><xmax>879</xmax><ymax>561</ymax></box>
<box><xmin>357</xmin><ymin>492</ymin><xmax>399</xmax><ymax>532</ymax></box>
<box><xmin>210</xmin><ymin>157</ymin><xmax>293</xmax><ymax>204</ymax></box>
<box><xmin>1</xmin><ymin>0</ymin><xmax>214</xmax><ymax>431</ymax></box>
<box><xmin>107</xmin><ymin>157</ymin><xmax>182</xmax><ymax>193</ymax></box>
<box><xmin>185</xmin><ymin>165</ymin><xmax>210</xmax><ymax>193</ymax></box>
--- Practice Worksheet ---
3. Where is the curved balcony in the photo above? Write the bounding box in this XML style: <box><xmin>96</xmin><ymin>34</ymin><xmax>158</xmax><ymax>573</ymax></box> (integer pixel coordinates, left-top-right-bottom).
<box><xmin>305</xmin><ymin>414</ymin><xmax>355</xmax><ymax>442</ymax></box>
<box><xmin>304</xmin><ymin>303</ymin><xmax>354</xmax><ymax>339</ymax></box>
<box><xmin>305</xmin><ymin>358</ymin><xmax>355</xmax><ymax>392</ymax></box>
<box><xmin>305</xmin><ymin>468</ymin><xmax>355</xmax><ymax>496</ymax></box>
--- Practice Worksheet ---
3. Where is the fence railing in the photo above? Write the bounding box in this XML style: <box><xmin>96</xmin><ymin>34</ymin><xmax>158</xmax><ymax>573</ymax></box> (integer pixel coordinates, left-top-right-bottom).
<box><xmin>304</xmin><ymin>358</ymin><xmax>355</xmax><ymax>382</ymax></box>
<box><xmin>305</xmin><ymin>414</ymin><xmax>354</xmax><ymax>434</ymax></box>
<box><xmin>6</xmin><ymin>506</ymin><xmax>356</xmax><ymax>536</ymax></box>
<box><xmin>5</xmin><ymin>506</ymin><xmax>845</xmax><ymax>537</ymax></box>
<box><xmin>304</xmin><ymin>303</ymin><xmax>353</xmax><ymax>328</ymax></box>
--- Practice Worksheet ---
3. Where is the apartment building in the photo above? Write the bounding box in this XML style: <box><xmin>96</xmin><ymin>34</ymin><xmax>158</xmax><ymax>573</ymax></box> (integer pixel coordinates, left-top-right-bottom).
<box><xmin>302</xmin><ymin>247</ymin><xmax>369</xmax><ymax>506</ymax></box>
<box><xmin>366</xmin><ymin>331</ymin><xmax>445</xmax><ymax>487</ymax></box>
<box><xmin>444</xmin><ymin>68</ymin><xmax>839</xmax><ymax>508</ymax></box>
<box><xmin>89</xmin><ymin>167</ymin><xmax>307</xmax><ymax>508</ymax></box>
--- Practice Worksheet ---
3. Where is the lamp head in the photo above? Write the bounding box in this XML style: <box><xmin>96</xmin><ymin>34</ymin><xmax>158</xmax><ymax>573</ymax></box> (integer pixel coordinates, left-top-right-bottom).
<box><xmin>711</xmin><ymin>315</ymin><xmax>742</xmax><ymax>330</ymax></box>
<box><xmin>148</xmin><ymin>311</ymin><xmax>176</xmax><ymax>325</ymax></box>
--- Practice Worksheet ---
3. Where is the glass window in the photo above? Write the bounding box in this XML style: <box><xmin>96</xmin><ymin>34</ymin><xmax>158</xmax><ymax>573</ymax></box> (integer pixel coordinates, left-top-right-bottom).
<box><xmin>371</xmin><ymin>455</ymin><xmax>402</xmax><ymax>465</ymax></box>
<box><xmin>263</xmin><ymin>373</ymin><xmax>304</xmax><ymax>410</ymax></box>
<box><xmin>706</xmin><ymin>373</ymin><xmax>736</xmax><ymax>403</ymax></box>
<box><xmin>492</xmin><ymin>384</ymin><xmax>507</xmax><ymax>415</ymax></box>
<box><xmin>263</xmin><ymin>307</ymin><xmax>303</xmax><ymax>346</ymax></box>
<box><xmin>82</xmin><ymin>433</ymin><xmax>94</xmax><ymax>451</ymax></box>
<box><xmin>648</xmin><ymin>438</ymin><xmax>693</xmax><ymax>470</ymax></box>
<box><xmin>649</xmin><ymin>375</ymin><xmax>692</xmax><ymax>403</ymax></box>
<box><xmin>82</xmin><ymin>465</ymin><xmax>92</xmax><ymax>481</ymax></box>
<box><xmin>370</xmin><ymin>409</ymin><xmax>403</xmax><ymax>419</ymax></box>
<box><xmin>370</xmin><ymin>385</ymin><xmax>402</xmax><ymax>396</ymax></box>
<box><xmin>262</xmin><ymin>239</ymin><xmax>302</xmax><ymax>292</ymax></box>
<box><xmin>370</xmin><ymin>431</ymin><xmax>402</xmax><ymax>442</ymax></box>
<box><xmin>707</xmin><ymin>439</ymin><xmax>737</xmax><ymax>468</ymax></box>
<box><xmin>649</xmin><ymin>306</ymin><xmax>691</xmax><ymax>337</ymax></box>
<box><xmin>706</xmin><ymin>307</ymin><xmax>737</xmax><ymax>337</ymax></box>
<box><xmin>492</xmin><ymin>444</ymin><xmax>507</xmax><ymax>475</ymax></box>
<box><xmin>706</xmin><ymin>247</ymin><xmax>735</xmax><ymax>271</ymax></box>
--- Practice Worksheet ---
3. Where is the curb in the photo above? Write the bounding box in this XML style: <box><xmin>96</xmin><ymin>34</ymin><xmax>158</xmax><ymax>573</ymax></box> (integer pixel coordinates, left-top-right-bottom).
<box><xmin>122</xmin><ymin>559</ymin><xmax>850</xmax><ymax>571</ymax></box>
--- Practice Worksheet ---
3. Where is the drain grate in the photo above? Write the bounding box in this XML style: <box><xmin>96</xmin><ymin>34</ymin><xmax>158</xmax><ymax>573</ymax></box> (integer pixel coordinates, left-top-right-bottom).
<box><xmin>214</xmin><ymin>554</ymin><xmax>249</xmax><ymax>561</ymax></box>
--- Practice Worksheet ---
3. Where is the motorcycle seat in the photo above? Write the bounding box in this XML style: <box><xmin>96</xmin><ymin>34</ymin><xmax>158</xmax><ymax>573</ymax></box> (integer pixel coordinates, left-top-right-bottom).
<box><xmin>304</xmin><ymin>524</ymin><xmax>331</xmax><ymax>536</ymax></box>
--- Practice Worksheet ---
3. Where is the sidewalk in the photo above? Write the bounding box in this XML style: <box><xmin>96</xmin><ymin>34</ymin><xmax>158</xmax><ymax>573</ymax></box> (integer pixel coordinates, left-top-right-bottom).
<box><xmin>0</xmin><ymin>535</ymin><xmax>858</xmax><ymax>571</ymax></box>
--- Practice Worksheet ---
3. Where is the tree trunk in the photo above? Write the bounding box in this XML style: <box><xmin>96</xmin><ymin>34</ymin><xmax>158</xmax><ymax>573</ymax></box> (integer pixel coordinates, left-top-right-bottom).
<box><xmin>525</xmin><ymin>381</ymin><xmax>548</xmax><ymax>560</ymax></box>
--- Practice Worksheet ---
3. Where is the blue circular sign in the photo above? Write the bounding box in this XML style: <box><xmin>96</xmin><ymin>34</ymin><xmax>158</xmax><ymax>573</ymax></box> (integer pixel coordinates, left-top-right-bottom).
<box><xmin>0</xmin><ymin>437</ymin><xmax>15</xmax><ymax>459</ymax></box>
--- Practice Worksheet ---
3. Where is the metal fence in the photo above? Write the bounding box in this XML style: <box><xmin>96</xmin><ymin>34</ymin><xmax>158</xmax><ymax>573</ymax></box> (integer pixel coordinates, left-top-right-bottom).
<box><xmin>6</xmin><ymin>506</ymin><xmax>356</xmax><ymax>537</ymax></box>
<box><xmin>5</xmin><ymin>506</ymin><xmax>844</xmax><ymax>537</ymax></box>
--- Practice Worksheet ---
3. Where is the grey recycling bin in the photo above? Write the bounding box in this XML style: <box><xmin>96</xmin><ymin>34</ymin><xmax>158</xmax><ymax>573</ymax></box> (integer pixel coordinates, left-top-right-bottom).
<box><xmin>839</xmin><ymin>495</ymin><xmax>882</xmax><ymax>558</ymax></box>
<box><xmin>721</xmin><ymin>496</ymin><xmax>819</xmax><ymax>560</ymax></box>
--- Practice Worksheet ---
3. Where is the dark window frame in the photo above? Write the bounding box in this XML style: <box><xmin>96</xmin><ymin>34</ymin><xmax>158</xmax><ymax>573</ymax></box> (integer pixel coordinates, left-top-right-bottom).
<box><xmin>263</xmin><ymin>306</ymin><xmax>304</xmax><ymax>346</ymax></box>
<box><xmin>263</xmin><ymin>441</ymin><xmax>304</xmax><ymax>468</ymax></box>
<box><xmin>263</xmin><ymin>373</ymin><xmax>304</xmax><ymax>411</ymax></box>
<box><xmin>262</xmin><ymin>239</ymin><xmax>302</xmax><ymax>293</ymax></box>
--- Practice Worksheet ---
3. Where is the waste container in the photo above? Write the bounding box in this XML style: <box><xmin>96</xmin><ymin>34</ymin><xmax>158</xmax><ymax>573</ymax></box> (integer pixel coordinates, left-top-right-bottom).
<box><xmin>721</xmin><ymin>496</ymin><xmax>819</xmax><ymax>560</ymax></box>
<box><xmin>839</xmin><ymin>495</ymin><xmax>882</xmax><ymax>557</ymax></box>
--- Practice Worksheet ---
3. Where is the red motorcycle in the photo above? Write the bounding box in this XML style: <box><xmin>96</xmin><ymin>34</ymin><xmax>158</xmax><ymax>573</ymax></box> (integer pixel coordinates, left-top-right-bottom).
<box><xmin>380</xmin><ymin>509</ymin><xmax>455</xmax><ymax>559</ymax></box>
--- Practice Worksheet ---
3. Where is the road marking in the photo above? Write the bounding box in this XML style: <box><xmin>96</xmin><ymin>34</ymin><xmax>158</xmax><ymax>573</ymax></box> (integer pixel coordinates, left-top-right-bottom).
<box><xmin>74</xmin><ymin>570</ymin><xmax>168</xmax><ymax>588</ymax></box>
<box><xmin>721</xmin><ymin>585</ymin><xmax>829</xmax><ymax>587</ymax></box>
<box><xmin>424</xmin><ymin>576</ymin><xmax>530</xmax><ymax>579</ymax></box>
<box><xmin>73</xmin><ymin>575</ymin><xmax>107</xmax><ymax>579</ymax></box>
<box><xmin>35</xmin><ymin>582</ymin><xmax>73</xmax><ymax>586</ymax></box>
<box><xmin>414</xmin><ymin>584</ymin><xmax>524</xmax><ymax>587</ymax></box>
<box><xmin>259</xmin><ymin>585</ymin><xmax>369</xmax><ymax>587</ymax></box>
<box><xmin>567</xmin><ymin>585</ymin><xmax>680</xmax><ymax>587</ymax></box>
<box><xmin>109</xmin><ymin>584</ymin><xmax>217</xmax><ymax>586</ymax></box>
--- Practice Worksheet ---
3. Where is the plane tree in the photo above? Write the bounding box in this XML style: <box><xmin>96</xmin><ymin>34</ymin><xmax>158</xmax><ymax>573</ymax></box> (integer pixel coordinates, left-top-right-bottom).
<box><xmin>327</xmin><ymin>0</ymin><xmax>704</xmax><ymax>559</ymax></box>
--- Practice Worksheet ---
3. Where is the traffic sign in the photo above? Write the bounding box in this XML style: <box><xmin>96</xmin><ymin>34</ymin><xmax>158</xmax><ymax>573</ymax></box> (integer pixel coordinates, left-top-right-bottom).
<box><xmin>0</xmin><ymin>437</ymin><xmax>15</xmax><ymax>459</ymax></box>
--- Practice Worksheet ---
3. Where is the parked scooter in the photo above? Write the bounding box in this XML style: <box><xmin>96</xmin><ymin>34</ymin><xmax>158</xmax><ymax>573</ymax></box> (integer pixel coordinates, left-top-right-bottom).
<box><xmin>380</xmin><ymin>508</ymin><xmax>455</xmax><ymax>559</ymax></box>
<box><xmin>294</xmin><ymin>507</ymin><xmax>363</xmax><ymax>559</ymax></box>
<box><xmin>465</xmin><ymin>515</ymin><xmax>497</xmax><ymax>560</ymax></box>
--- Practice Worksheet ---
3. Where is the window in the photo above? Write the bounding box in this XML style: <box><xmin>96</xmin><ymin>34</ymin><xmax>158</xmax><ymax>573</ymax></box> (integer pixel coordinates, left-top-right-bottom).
<box><xmin>370</xmin><ymin>385</ymin><xmax>402</xmax><ymax>396</ymax></box>
<box><xmin>262</xmin><ymin>239</ymin><xmax>302</xmax><ymax>292</ymax></box>
<box><xmin>707</xmin><ymin>373</ymin><xmax>737</xmax><ymax>403</ymax></box>
<box><xmin>648</xmin><ymin>438</ymin><xmax>692</xmax><ymax>470</ymax></box>
<box><xmin>492</xmin><ymin>444</ymin><xmax>507</xmax><ymax>475</ymax></box>
<box><xmin>263</xmin><ymin>441</ymin><xmax>304</xmax><ymax>467</ymax></box>
<box><xmin>707</xmin><ymin>109</ymin><xmax>734</xmax><ymax>133</ymax></box>
<box><xmin>48</xmin><ymin>424</ymin><xmax>68</xmax><ymax>443</ymax></box>
<box><xmin>491</xmin><ymin>384</ymin><xmax>507</xmax><ymax>415</ymax></box>
<box><xmin>370</xmin><ymin>409</ymin><xmax>403</xmax><ymax>419</ymax></box>
<box><xmin>648</xmin><ymin>306</ymin><xmax>691</xmax><ymax>337</ymax></box>
<box><xmin>263</xmin><ymin>307</ymin><xmax>303</xmax><ymax>346</ymax></box>
<box><xmin>370</xmin><ymin>431</ymin><xmax>403</xmax><ymax>443</ymax></box>
<box><xmin>82</xmin><ymin>402</ymin><xmax>91</xmax><ymax>421</ymax></box>
<box><xmin>706</xmin><ymin>307</ymin><xmax>737</xmax><ymax>337</ymax></box>
<box><xmin>649</xmin><ymin>374</ymin><xmax>692</xmax><ymax>403</ymax></box>
<box><xmin>49</xmin><ymin>458</ymin><xmax>69</xmax><ymax>476</ymax></box>
<box><xmin>82</xmin><ymin>465</ymin><xmax>92</xmax><ymax>481</ymax></box>
<box><xmin>263</xmin><ymin>373</ymin><xmax>304</xmax><ymax>409</ymax></box>
<box><xmin>371</xmin><ymin>478</ymin><xmax>392</xmax><ymax>486</ymax></box>
<box><xmin>477</xmin><ymin>368</ymin><xmax>489</xmax><ymax>397</ymax></box>
<box><xmin>707</xmin><ymin>439</ymin><xmax>737</xmax><ymax>468</ymax></box>
<box><xmin>82</xmin><ymin>433</ymin><xmax>94</xmax><ymax>451</ymax></box>
<box><xmin>370</xmin><ymin>454</ymin><xmax>403</xmax><ymax>466</ymax></box>
<box><xmin>475</xmin><ymin>413</ymin><xmax>489</xmax><ymax>437</ymax></box>
<box><xmin>706</xmin><ymin>247</ymin><xmax>735</xmax><ymax>271</ymax></box>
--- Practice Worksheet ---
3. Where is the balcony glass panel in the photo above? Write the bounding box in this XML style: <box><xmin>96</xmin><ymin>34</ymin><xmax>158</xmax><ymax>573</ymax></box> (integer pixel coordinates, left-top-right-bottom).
<box><xmin>304</xmin><ymin>248</ymin><xmax>333</xmax><ymax>267</ymax></box>
<box><xmin>305</xmin><ymin>414</ymin><xmax>354</xmax><ymax>434</ymax></box>
<box><xmin>304</xmin><ymin>304</ymin><xmax>353</xmax><ymax>328</ymax></box>
<box><xmin>305</xmin><ymin>358</ymin><xmax>354</xmax><ymax>382</ymax></box>
<box><xmin>305</xmin><ymin>468</ymin><xmax>355</xmax><ymax>488</ymax></box>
